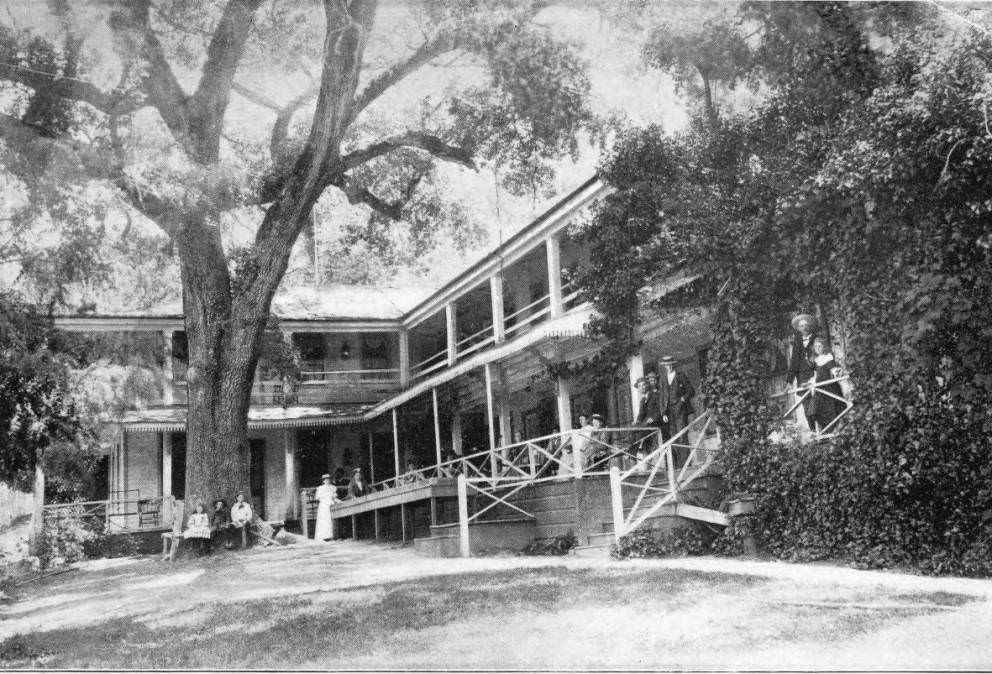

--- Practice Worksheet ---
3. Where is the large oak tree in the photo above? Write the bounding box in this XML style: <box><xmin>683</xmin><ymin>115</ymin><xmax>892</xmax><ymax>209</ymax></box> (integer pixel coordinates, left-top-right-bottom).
<box><xmin>0</xmin><ymin>0</ymin><xmax>596</xmax><ymax>507</ymax></box>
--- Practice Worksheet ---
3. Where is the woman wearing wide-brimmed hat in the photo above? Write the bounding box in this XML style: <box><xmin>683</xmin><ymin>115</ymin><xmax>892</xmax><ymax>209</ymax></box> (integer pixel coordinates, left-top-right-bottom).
<box><xmin>314</xmin><ymin>473</ymin><xmax>338</xmax><ymax>541</ymax></box>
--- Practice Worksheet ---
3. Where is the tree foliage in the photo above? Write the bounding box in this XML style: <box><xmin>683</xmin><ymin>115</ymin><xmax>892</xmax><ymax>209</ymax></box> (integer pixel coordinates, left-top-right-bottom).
<box><xmin>0</xmin><ymin>292</ymin><xmax>99</xmax><ymax>501</ymax></box>
<box><xmin>583</xmin><ymin>1</ymin><xmax>992</xmax><ymax>574</ymax></box>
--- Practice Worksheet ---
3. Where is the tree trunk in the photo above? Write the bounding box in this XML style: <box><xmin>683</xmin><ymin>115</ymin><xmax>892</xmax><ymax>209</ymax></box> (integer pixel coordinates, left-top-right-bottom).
<box><xmin>29</xmin><ymin>453</ymin><xmax>45</xmax><ymax>556</ymax></box>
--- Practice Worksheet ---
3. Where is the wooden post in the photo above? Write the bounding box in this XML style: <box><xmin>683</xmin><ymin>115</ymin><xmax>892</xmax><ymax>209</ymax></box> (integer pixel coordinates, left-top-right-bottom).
<box><xmin>451</xmin><ymin>412</ymin><xmax>463</xmax><ymax>455</ymax></box>
<box><xmin>432</xmin><ymin>387</ymin><xmax>442</xmax><ymax>470</ymax></box>
<box><xmin>161</xmin><ymin>432</ymin><xmax>173</xmax><ymax>525</ymax></box>
<box><xmin>367</xmin><ymin>431</ymin><xmax>376</xmax><ymax>484</ymax></box>
<box><xmin>484</xmin><ymin>363</ymin><xmax>498</xmax><ymax>480</ymax></box>
<box><xmin>430</xmin><ymin>497</ymin><xmax>438</xmax><ymax>527</ymax></box>
<box><xmin>400</xmin><ymin>504</ymin><xmax>408</xmax><ymax>542</ymax></box>
<box><xmin>628</xmin><ymin>350</ymin><xmax>645</xmax><ymax>419</ymax></box>
<box><xmin>284</xmin><ymin>429</ymin><xmax>298</xmax><ymax>520</ymax></box>
<box><xmin>457</xmin><ymin>473</ymin><xmax>470</xmax><ymax>558</ymax></box>
<box><xmin>445</xmin><ymin>302</ymin><xmax>458</xmax><ymax>366</ymax></box>
<box><xmin>392</xmin><ymin>408</ymin><xmax>401</xmax><ymax>484</ymax></box>
<box><xmin>546</xmin><ymin>235</ymin><xmax>563</xmax><ymax>317</ymax></box>
<box><xmin>556</xmin><ymin>375</ymin><xmax>573</xmax><ymax>433</ymax></box>
<box><xmin>301</xmin><ymin>491</ymin><xmax>309</xmax><ymax>539</ymax></box>
<box><xmin>490</xmin><ymin>273</ymin><xmax>505</xmax><ymax>343</ymax></box>
<box><xmin>162</xmin><ymin>330</ymin><xmax>174</xmax><ymax>405</ymax></box>
<box><xmin>29</xmin><ymin>452</ymin><xmax>44</xmax><ymax>555</ymax></box>
<box><xmin>374</xmin><ymin>509</ymin><xmax>381</xmax><ymax>541</ymax></box>
<box><xmin>352</xmin><ymin>514</ymin><xmax>358</xmax><ymax>541</ymax></box>
<box><xmin>609</xmin><ymin>465</ymin><xmax>625</xmax><ymax>542</ymax></box>
<box><xmin>398</xmin><ymin>329</ymin><xmax>410</xmax><ymax>388</ymax></box>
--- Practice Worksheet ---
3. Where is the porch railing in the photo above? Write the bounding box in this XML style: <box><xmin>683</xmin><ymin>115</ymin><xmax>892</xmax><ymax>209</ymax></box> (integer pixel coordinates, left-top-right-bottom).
<box><xmin>609</xmin><ymin>412</ymin><xmax>719</xmax><ymax>538</ymax></box>
<box><xmin>43</xmin><ymin>495</ymin><xmax>167</xmax><ymax>532</ymax></box>
<box><xmin>771</xmin><ymin>374</ymin><xmax>852</xmax><ymax>440</ymax></box>
<box><xmin>410</xmin><ymin>349</ymin><xmax>448</xmax><ymax>380</ymax></box>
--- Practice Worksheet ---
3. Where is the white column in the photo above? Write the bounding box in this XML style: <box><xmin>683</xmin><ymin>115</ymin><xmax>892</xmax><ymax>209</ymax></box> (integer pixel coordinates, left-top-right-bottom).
<box><xmin>628</xmin><ymin>349</ymin><xmax>645</xmax><ymax>420</ymax></box>
<box><xmin>490</xmin><ymin>273</ymin><xmax>505</xmax><ymax>343</ymax></box>
<box><xmin>484</xmin><ymin>363</ymin><xmax>498</xmax><ymax>479</ymax></box>
<box><xmin>546</xmin><ymin>235</ymin><xmax>564</xmax><ymax>317</ymax></box>
<box><xmin>392</xmin><ymin>408</ymin><xmax>401</xmax><ymax>482</ymax></box>
<box><xmin>451</xmin><ymin>412</ymin><xmax>463</xmax><ymax>455</ymax></box>
<box><xmin>161</xmin><ymin>432</ymin><xmax>173</xmax><ymax>524</ymax></box>
<box><xmin>446</xmin><ymin>303</ymin><xmax>458</xmax><ymax>366</ymax></box>
<box><xmin>457</xmin><ymin>473</ymin><xmax>470</xmax><ymax>557</ymax></box>
<box><xmin>162</xmin><ymin>330</ymin><xmax>174</xmax><ymax>405</ymax></box>
<box><xmin>398</xmin><ymin>329</ymin><xmax>410</xmax><ymax>387</ymax></box>
<box><xmin>556</xmin><ymin>375</ymin><xmax>573</xmax><ymax>433</ymax></box>
<box><xmin>284</xmin><ymin>428</ymin><xmax>298</xmax><ymax>520</ymax></box>
<box><xmin>432</xmin><ymin>387</ymin><xmax>443</xmax><ymax>469</ymax></box>
<box><xmin>367</xmin><ymin>430</ymin><xmax>376</xmax><ymax>483</ymax></box>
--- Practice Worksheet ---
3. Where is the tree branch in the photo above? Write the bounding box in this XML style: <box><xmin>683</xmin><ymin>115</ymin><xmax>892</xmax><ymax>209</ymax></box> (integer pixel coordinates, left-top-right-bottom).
<box><xmin>231</xmin><ymin>81</ymin><xmax>282</xmax><ymax>111</ymax></box>
<box><xmin>350</xmin><ymin>31</ymin><xmax>457</xmax><ymax>122</ymax></box>
<box><xmin>0</xmin><ymin>61</ymin><xmax>144</xmax><ymax>115</ymax></box>
<box><xmin>341</xmin><ymin>131</ymin><xmax>476</xmax><ymax>170</ymax></box>
<box><xmin>269</xmin><ymin>85</ymin><xmax>320</xmax><ymax>161</ymax></box>
<box><xmin>330</xmin><ymin>174</ymin><xmax>404</xmax><ymax>220</ymax></box>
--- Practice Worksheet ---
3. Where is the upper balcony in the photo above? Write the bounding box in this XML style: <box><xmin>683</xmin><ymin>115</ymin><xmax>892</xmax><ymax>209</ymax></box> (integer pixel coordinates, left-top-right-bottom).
<box><xmin>170</xmin><ymin>329</ymin><xmax>402</xmax><ymax>406</ymax></box>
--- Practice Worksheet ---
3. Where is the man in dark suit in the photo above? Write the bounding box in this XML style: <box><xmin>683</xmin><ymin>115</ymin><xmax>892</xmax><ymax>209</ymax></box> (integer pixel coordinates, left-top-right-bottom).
<box><xmin>658</xmin><ymin>356</ymin><xmax>695</xmax><ymax>466</ymax></box>
<box><xmin>633</xmin><ymin>377</ymin><xmax>661</xmax><ymax>467</ymax></box>
<box><xmin>787</xmin><ymin>313</ymin><xmax>818</xmax><ymax>429</ymax></box>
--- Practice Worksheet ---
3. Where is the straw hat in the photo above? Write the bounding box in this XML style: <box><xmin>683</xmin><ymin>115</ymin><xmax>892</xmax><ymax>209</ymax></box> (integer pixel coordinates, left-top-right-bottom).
<box><xmin>791</xmin><ymin>313</ymin><xmax>817</xmax><ymax>332</ymax></box>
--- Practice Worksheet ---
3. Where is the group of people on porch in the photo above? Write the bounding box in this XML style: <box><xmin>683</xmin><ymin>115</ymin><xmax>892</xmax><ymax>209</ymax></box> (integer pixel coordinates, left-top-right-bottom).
<box><xmin>787</xmin><ymin>313</ymin><xmax>847</xmax><ymax>433</ymax></box>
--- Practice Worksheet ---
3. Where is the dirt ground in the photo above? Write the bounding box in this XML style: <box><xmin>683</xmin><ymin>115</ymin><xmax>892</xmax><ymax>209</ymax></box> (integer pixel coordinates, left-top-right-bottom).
<box><xmin>2</xmin><ymin>541</ymin><xmax>992</xmax><ymax>669</ymax></box>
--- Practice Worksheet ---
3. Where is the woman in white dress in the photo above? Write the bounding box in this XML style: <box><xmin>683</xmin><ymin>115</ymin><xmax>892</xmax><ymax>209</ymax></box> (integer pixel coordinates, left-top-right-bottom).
<box><xmin>314</xmin><ymin>474</ymin><xmax>338</xmax><ymax>541</ymax></box>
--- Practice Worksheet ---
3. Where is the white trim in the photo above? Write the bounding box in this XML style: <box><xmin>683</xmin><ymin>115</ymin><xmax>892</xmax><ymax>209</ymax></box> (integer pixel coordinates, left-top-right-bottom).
<box><xmin>402</xmin><ymin>179</ymin><xmax>609</xmax><ymax>326</ymax></box>
<box><xmin>364</xmin><ymin>304</ymin><xmax>595</xmax><ymax>420</ymax></box>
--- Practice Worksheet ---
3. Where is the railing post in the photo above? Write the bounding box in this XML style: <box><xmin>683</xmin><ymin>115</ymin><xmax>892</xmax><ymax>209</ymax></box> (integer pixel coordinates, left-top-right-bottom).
<box><xmin>528</xmin><ymin>443</ymin><xmax>537</xmax><ymax>477</ymax></box>
<box><xmin>666</xmin><ymin>438</ymin><xmax>677</xmax><ymax>497</ymax></box>
<box><xmin>609</xmin><ymin>465</ymin><xmax>624</xmax><ymax>542</ymax></box>
<box><xmin>457</xmin><ymin>474</ymin><xmax>470</xmax><ymax>558</ymax></box>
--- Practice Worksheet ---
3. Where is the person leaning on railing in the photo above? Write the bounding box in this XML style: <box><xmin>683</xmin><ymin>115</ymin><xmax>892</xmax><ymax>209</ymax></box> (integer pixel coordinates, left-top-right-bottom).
<box><xmin>807</xmin><ymin>336</ymin><xmax>846</xmax><ymax>432</ymax></box>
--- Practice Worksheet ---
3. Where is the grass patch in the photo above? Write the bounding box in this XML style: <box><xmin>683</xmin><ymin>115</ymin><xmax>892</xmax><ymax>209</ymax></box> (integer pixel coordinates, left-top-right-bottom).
<box><xmin>0</xmin><ymin>567</ymin><xmax>760</xmax><ymax>669</ymax></box>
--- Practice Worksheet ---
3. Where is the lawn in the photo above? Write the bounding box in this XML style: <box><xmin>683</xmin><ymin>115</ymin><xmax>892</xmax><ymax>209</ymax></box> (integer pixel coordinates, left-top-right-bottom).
<box><xmin>0</xmin><ymin>555</ymin><xmax>978</xmax><ymax>670</ymax></box>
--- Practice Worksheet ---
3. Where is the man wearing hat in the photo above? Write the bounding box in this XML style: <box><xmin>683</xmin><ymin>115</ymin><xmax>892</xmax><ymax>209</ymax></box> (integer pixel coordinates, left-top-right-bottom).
<box><xmin>788</xmin><ymin>313</ymin><xmax>819</xmax><ymax>428</ymax></box>
<box><xmin>658</xmin><ymin>356</ymin><xmax>695</xmax><ymax>465</ymax></box>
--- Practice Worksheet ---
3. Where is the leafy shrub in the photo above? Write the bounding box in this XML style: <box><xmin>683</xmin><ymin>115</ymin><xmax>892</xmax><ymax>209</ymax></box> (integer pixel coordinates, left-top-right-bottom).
<box><xmin>37</xmin><ymin>516</ymin><xmax>139</xmax><ymax>568</ymax></box>
<box><xmin>522</xmin><ymin>530</ymin><xmax>577</xmax><ymax>556</ymax></box>
<box><xmin>610</xmin><ymin>525</ymin><xmax>710</xmax><ymax>560</ymax></box>
<box><xmin>710</xmin><ymin>515</ymin><xmax>757</xmax><ymax>557</ymax></box>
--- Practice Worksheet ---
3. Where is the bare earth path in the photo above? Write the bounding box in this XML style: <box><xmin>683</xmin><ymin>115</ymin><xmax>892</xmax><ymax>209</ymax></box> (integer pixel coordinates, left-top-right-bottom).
<box><xmin>2</xmin><ymin>541</ymin><xmax>992</xmax><ymax>669</ymax></box>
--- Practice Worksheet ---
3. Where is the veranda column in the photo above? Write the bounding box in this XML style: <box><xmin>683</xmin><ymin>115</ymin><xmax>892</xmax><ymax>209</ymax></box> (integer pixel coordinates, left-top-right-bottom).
<box><xmin>446</xmin><ymin>302</ymin><xmax>458</xmax><ymax>366</ymax></box>
<box><xmin>627</xmin><ymin>349</ymin><xmax>646</xmax><ymax>420</ymax></box>
<box><xmin>556</xmin><ymin>375</ymin><xmax>573</xmax><ymax>433</ymax></box>
<box><xmin>484</xmin><ymin>363</ymin><xmax>498</xmax><ymax>478</ymax></box>
<box><xmin>283</xmin><ymin>428</ymin><xmax>298</xmax><ymax>520</ymax></box>
<box><xmin>398</xmin><ymin>329</ymin><xmax>410</xmax><ymax>388</ymax></box>
<box><xmin>432</xmin><ymin>387</ymin><xmax>443</xmax><ymax>469</ymax></box>
<box><xmin>546</xmin><ymin>234</ymin><xmax>564</xmax><ymax>318</ymax></box>
<box><xmin>392</xmin><ymin>408</ymin><xmax>401</xmax><ymax>482</ymax></box>
<box><xmin>451</xmin><ymin>412</ymin><xmax>463</xmax><ymax>455</ymax></box>
<box><xmin>162</xmin><ymin>330</ymin><xmax>174</xmax><ymax>405</ymax></box>
<box><xmin>367</xmin><ymin>430</ymin><xmax>376</xmax><ymax>483</ymax></box>
<box><xmin>161</xmin><ymin>432</ymin><xmax>173</xmax><ymax>525</ymax></box>
<box><xmin>490</xmin><ymin>273</ymin><xmax>506</xmax><ymax>343</ymax></box>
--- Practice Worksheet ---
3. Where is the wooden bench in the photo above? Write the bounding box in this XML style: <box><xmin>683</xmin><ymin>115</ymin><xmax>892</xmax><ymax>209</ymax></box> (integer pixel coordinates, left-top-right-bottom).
<box><xmin>161</xmin><ymin>520</ymin><xmax>285</xmax><ymax>561</ymax></box>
